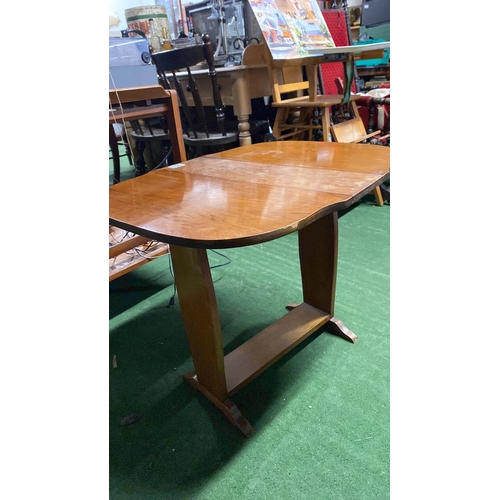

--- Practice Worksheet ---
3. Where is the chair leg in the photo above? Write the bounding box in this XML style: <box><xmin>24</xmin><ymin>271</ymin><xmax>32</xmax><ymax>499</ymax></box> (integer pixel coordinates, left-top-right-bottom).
<box><xmin>321</xmin><ymin>108</ymin><xmax>331</xmax><ymax>142</ymax></box>
<box><xmin>109</xmin><ymin>124</ymin><xmax>121</xmax><ymax>184</ymax></box>
<box><xmin>372</xmin><ymin>186</ymin><xmax>384</xmax><ymax>206</ymax></box>
<box><xmin>135</xmin><ymin>141</ymin><xmax>147</xmax><ymax>177</ymax></box>
<box><xmin>123</xmin><ymin>138</ymin><xmax>133</xmax><ymax>165</ymax></box>
<box><xmin>273</xmin><ymin>108</ymin><xmax>286</xmax><ymax>140</ymax></box>
<box><xmin>298</xmin><ymin>108</ymin><xmax>312</xmax><ymax>140</ymax></box>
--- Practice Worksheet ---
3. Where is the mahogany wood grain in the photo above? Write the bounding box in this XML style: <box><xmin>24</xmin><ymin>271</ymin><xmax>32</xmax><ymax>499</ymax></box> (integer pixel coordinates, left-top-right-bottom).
<box><xmin>224</xmin><ymin>303</ymin><xmax>330</xmax><ymax>395</ymax></box>
<box><xmin>299</xmin><ymin>212</ymin><xmax>338</xmax><ymax>315</ymax></box>
<box><xmin>109</xmin><ymin>141</ymin><xmax>389</xmax><ymax>249</ymax></box>
<box><xmin>168</xmin><ymin>245</ymin><xmax>228</xmax><ymax>401</ymax></box>
<box><xmin>109</xmin><ymin>140</ymin><xmax>389</xmax><ymax>436</ymax></box>
<box><xmin>108</xmin><ymin>86</ymin><xmax>186</xmax><ymax>279</ymax></box>
<box><xmin>182</xmin><ymin>373</ymin><xmax>255</xmax><ymax>437</ymax></box>
<box><xmin>329</xmin><ymin>99</ymin><xmax>387</xmax><ymax>206</ymax></box>
<box><xmin>285</xmin><ymin>303</ymin><xmax>358</xmax><ymax>343</ymax></box>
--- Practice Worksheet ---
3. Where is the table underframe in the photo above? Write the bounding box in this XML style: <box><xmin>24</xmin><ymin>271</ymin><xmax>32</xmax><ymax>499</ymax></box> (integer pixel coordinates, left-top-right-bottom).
<box><xmin>169</xmin><ymin>211</ymin><xmax>357</xmax><ymax>437</ymax></box>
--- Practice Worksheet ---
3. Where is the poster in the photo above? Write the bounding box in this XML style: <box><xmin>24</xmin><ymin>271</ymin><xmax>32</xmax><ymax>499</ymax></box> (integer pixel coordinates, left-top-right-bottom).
<box><xmin>248</xmin><ymin>0</ymin><xmax>335</xmax><ymax>59</ymax></box>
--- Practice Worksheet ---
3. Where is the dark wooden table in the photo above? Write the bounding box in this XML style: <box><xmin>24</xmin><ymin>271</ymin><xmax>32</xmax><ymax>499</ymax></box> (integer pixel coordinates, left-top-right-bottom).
<box><xmin>109</xmin><ymin>141</ymin><xmax>390</xmax><ymax>436</ymax></box>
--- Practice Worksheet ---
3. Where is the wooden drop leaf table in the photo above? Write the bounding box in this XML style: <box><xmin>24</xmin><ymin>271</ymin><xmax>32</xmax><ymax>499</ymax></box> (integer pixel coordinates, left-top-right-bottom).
<box><xmin>109</xmin><ymin>141</ymin><xmax>390</xmax><ymax>436</ymax></box>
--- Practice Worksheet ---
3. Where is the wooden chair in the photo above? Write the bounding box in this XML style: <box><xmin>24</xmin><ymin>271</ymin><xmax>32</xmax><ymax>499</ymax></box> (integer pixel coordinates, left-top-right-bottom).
<box><xmin>109</xmin><ymin>85</ymin><xmax>186</xmax><ymax>181</ymax></box>
<box><xmin>109</xmin><ymin>124</ymin><xmax>132</xmax><ymax>171</ymax></box>
<box><xmin>327</xmin><ymin>78</ymin><xmax>389</xmax><ymax>206</ymax></box>
<box><xmin>242</xmin><ymin>43</ymin><xmax>358</xmax><ymax>142</ymax></box>
<box><xmin>331</xmin><ymin>98</ymin><xmax>387</xmax><ymax>144</ymax></box>
<box><xmin>152</xmin><ymin>34</ymin><xmax>239</xmax><ymax>159</ymax></box>
<box><xmin>127</xmin><ymin>118</ymin><xmax>172</xmax><ymax>177</ymax></box>
<box><xmin>108</xmin><ymin>85</ymin><xmax>187</xmax><ymax>280</ymax></box>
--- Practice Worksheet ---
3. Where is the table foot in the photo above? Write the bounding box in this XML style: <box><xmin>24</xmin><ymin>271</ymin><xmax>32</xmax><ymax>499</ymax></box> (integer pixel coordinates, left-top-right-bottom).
<box><xmin>326</xmin><ymin>317</ymin><xmax>358</xmax><ymax>343</ymax></box>
<box><xmin>183</xmin><ymin>371</ymin><xmax>255</xmax><ymax>437</ymax></box>
<box><xmin>286</xmin><ymin>302</ymin><xmax>358</xmax><ymax>343</ymax></box>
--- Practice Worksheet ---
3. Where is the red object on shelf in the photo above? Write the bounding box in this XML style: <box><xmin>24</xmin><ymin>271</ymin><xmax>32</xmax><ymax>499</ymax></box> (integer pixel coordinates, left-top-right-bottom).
<box><xmin>320</xmin><ymin>10</ymin><xmax>356</xmax><ymax>94</ymax></box>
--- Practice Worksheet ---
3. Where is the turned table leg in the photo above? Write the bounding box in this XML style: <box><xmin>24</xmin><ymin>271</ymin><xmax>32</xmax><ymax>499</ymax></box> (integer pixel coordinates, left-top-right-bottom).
<box><xmin>237</xmin><ymin>114</ymin><xmax>252</xmax><ymax>146</ymax></box>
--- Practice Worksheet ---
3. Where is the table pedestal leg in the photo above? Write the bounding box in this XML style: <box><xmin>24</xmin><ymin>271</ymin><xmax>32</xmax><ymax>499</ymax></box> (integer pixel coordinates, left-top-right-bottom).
<box><xmin>183</xmin><ymin>372</ymin><xmax>254</xmax><ymax>437</ymax></box>
<box><xmin>169</xmin><ymin>212</ymin><xmax>356</xmax><ymax>436</ymax></box>
<box><xmin>296</xmin><ymin>212</ymin><xmax>358</xmax><ymax>343</ymax></box>
<box><xmin>169</xmin><ymin>245</ymin><xmax>254</xmax><ymax>437</ymax></box>
<box><xmin>285</xmin><ymin>303</ymin><xmax>357</xmax><ymax>343</ymax></box>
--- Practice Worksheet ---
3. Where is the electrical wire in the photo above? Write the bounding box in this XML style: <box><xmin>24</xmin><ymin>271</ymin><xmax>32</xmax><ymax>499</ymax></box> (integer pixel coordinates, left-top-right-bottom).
<box><xmin>150</xmin><ymin>146</ymin><xmax>173</xmax><ymax>171</ymax></box>
<box><xmin>109</xmin><ymin>72</ymin><xmax>138</xmax><ymax>170</ymax></box>
<box><xmin>208</xmin><ymin>249</ymin><xmax>232</xmax><ymax>269</ymax></box>
<box><xmin>111</xmin><ymin>234</ymin><xmax>232</xmax><ymax>308</ymax></box>
<box><xmin>166</xmin><ymin>249</ymin><xmax>231</xmax><ymax>306</ymax></box>
<box><xmin>110</xmin><ymin>74</ymin><xmax>175</xmax><ymax>173</ymax></box>
<box><xmin>109</xmin><ymin>229</ymin><xmax>169</xmax><ymax>273</ymax></box>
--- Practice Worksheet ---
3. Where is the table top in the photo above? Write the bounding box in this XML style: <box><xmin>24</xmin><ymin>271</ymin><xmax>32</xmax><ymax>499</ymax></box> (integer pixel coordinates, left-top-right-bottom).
<box><xmin>175</xmin><ymin>62</ymin><xmax>267</xmax><ymax>77</ymax></box>
<box><xmin>306</xmin><ymin>42</ymin><xmax>390</xmax><ymax>56</ymax></box>
<box><xmin>109</xmin><ymin>141</ymin><xmax>390</xmax><ymax>249</ymax></box>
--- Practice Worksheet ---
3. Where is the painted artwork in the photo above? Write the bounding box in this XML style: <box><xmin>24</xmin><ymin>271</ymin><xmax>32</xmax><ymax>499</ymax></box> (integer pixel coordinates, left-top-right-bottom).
<box><xmin>248</xmin><ymin>0</ymin><xmax>335</xmax><ymax>59</ymax></box>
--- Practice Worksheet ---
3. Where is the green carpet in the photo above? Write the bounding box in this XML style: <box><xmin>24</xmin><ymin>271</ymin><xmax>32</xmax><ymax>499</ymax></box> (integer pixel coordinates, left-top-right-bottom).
<box><xmin>109</xmin><ymin>200</ymin><xmax>390</xmax><ymax>499</ymax></box>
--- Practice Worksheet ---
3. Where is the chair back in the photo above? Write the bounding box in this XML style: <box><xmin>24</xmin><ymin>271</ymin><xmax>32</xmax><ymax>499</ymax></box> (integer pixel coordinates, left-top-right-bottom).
<box><xmin>266</xmin><ymin>45</ymin><xmax>320</xmax><ymax>105</ymax></box>
<box><xmin>247</xmin><ymin>42</ymin><xmax>350</xmax><ymax>110</ymax></box>
<box><xmin>152</xmin><ymin>35</ymin><xmax>230</xmax><ymax>140</ymax></box>
<box><xmin>109</xmin><ymin>85</ymin><xmax>186</xmax><ymax>180</ymax></box>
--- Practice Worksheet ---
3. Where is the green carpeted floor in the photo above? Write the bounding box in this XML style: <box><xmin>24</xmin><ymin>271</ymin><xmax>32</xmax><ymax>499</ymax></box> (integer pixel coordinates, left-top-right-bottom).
<box><xmin>109</xmin><ymin>174</ymin><xmax>390</xmax><ymax>499</ymax></box>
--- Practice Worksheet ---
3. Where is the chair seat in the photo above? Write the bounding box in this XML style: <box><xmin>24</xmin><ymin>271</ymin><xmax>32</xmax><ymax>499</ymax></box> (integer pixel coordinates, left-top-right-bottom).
<box><xmin>130</xmin><ymin>125</ymin><xmax>172</xmax><ymax>175</ymax></box>
<box><xmin>183</xmin><ymin>131</ymin><xmax>239</xmax><ymax>147</ymax></box>
<box><xmin>130</xmin><ymin>126</ymin><xmax>170</xmax><ymax>142</ymax></box>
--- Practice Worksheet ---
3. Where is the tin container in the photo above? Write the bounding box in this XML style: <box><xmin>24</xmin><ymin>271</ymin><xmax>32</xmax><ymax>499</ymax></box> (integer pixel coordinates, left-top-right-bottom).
<box><xmin>125</xmin><ymin>5</ymin><xmax>170</xmax><ymax>40</ymax></box>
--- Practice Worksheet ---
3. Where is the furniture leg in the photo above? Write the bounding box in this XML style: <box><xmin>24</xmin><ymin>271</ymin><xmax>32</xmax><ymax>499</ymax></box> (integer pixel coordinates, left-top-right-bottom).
<box><xmin>379</xmin><ymin>182</ymin><xmax>390</xmax><ymax>203</ymax></box>
<box><xmin>272</xmin><ymin>107</ymin><xmax>286</xmax><ymax>139</ymax></box>
<box><xmin>373</xmin><ymin>186</ymin><xmax>384</xmax><ymax>206</ymax></box>
<box><xmin>296</xmin><ymin>212</ymin><xmax>358</xmax><ymax>343</ymax></box>
<box><xmin>231</xmin><ymin>71</ymin><xmax>253</xmax><ymax>146</ymax></box>
<box><xmin>237</xmin><ymin>114</ymin><xmax>252</xmax><ymax>146</ymax></box>
<box><xmin>169</xmin><ymin>245</ymin><xmax>254</xmax><ymax>436</ymax></box>
<box><xmin>135</xmin><ymin>141</ymin><xmax>147</xmax><ymax>176</ymax></box>
<box><xmin>321</xmin><ymin>107</ymin><xmax>331</xmax><ymax>142</ymax></box>
<box><xmin>124</xmin><ymin>137</ymin><xmax>133</xmax><ymax>165</ymax></box>
<box><xmin>298</xmin><ymin>108</ymin><xmax>312</xmax><ymax>140</ymax></box>
<box><xmin>109</xmin><ymin>123</ymin><xmax>120</xmax><ymax>184</ymax></box>
<box><xmin>367</xmin><ymin>102</ymin><xmax>377</xmax><ymax>134</ymax></box>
